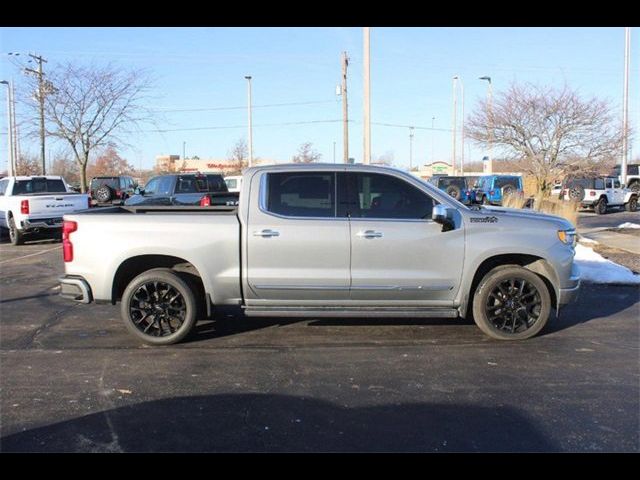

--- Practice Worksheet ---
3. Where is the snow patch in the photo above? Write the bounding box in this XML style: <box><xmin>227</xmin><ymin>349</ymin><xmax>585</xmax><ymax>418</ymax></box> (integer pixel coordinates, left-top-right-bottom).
<box><xmin>617</xmin><ymin>222</ymin><xmax>640</xmax><ymax>229</ymax></box>
<box><xmin>574</xmin><ymin>244</ymin><xmax>640</xmax><ymax>284</ymax></box>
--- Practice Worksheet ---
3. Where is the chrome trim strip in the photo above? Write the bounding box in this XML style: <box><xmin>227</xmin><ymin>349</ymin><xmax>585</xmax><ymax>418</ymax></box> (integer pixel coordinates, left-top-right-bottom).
<box><xmin>253</xmin><ymin>284</ymin><xmax>350</xmax><ymax>291</ymax></box>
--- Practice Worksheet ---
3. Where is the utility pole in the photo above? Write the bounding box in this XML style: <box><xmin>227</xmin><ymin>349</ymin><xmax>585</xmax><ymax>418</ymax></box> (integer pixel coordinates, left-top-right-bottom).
<box><xmin>621</xmin><ymin>27</ymin><xmax>631</xmax><ymax>186</ymax></box>
<box><xmin>10</xmin><ymin>80</ymin><xmax>18</xmax><ymax>173</ymax></box>
<box><xmin>24</xmin><ymin>53</ymin><xmax>48</xmax><ymax>175</ymax></box>
<box><xmin>363</xmin><ymin>27</ymin><xmax>371</xmax><ymax>165</ymax></box>
<box><xmin>409</xmin><ymin>127</ymin><xmax>414</xmax><ymax>170</ymax></box>
<box><xmin>341</xmin><ymin>52</ymin><xmax>349</xmax><ymax>163</ymax></box>
<box><xmin>479</xmin><ymin>76</ymin><xmax>493</xmax><ymax>174</ymax></box>
<box><xmin>452</xmin><ymin>76</ymin><xmax>458</xmax><ymax>173</ymax></box>
<box><xmin>333</xmin><ymin>141</ymin><xmax>336</xmax><ymax>163</ymax></box>
<box><xmin>1</xmin><ymin>80</ymin><xmax>13</xmax><ymax>176</ymax></box>
<box><xmin>182</xmin><ymin>141</ymin><xmax>186</xmax><ymax>160</ymax></box>
<box><xmin>459</xmin><ymin>78</ymin><xmax>465</xmax><ymax>175</ymax></box>
<box><xmin>245</xmin><ymin>76</ymin><xmax>253</xmax><ymax>167</ymax></box>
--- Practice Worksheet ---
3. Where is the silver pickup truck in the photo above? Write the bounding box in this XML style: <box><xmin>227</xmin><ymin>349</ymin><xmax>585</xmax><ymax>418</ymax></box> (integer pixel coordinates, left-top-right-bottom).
<box><xmin>59</xmin><ymin>164</ymin><xmax>580</xmax><ymax>345</ymax></box>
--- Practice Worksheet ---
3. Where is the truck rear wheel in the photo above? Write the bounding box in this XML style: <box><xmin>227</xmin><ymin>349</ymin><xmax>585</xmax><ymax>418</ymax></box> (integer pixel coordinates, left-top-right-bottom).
<box><xmin>8</xmin><ymin>216</ymin><xmax>24</xmax><ymax>246</ymax></box>
<box><xmin>625</xmin><ymin>196</ymin><xmax>637</xmax><ymax>212</ymax></box>
<box><xmin>472</xmin><ymin>266</ymin><xmax>551</xmax><ymax>340</ymax></box>
<box><xmin>121</xmin><ymin>268</ymin><xmax>198</xmax><ymax>345</ymax></box>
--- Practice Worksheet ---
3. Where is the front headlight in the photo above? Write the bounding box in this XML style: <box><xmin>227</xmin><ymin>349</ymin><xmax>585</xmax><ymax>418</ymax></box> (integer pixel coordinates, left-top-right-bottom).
<box><xmin>558</xmin><ymin>229</ymin><xmax>577</xmax><ymax>247</ymax></box>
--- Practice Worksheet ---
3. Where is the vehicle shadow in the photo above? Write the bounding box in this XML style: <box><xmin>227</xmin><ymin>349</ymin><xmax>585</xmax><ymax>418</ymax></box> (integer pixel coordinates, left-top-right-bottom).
<box><xmin>188</xmin><ymin>283</ymin><xmax>638</xmax><ymax>342</ymax></box>
<box><xmin>0</xmin><ymin>393</ymin><xmax>557</xmax><ymax>452</ymax></box>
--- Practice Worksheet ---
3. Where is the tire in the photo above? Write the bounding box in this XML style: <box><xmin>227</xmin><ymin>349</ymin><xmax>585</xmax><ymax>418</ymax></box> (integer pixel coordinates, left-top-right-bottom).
<box><xmin>472</xmin><ymin>266</ymin><xmax>551</xmax><ymax>341</ymax></box>
<box><xmin>625</xmin><ymin>196</ymin><xmax>638</xmax><ymax>212</ymax></box>
<box><xmin>501</xmin><ymin>184</ymin><xmax>517</xmax><ymax>198</ymax></box>
<box><xmin>446</xmin><ymin>184</ymin><xmax>461</xmax><ymax>200</ymax></box>
<box><xmin>482</xmin><ymin>195</ymin><xmax>490</xmax><ymax>205</ymax></box>
<box><xmin>120</xmin><ymin>268</ymin><xmax>198</xmax><ymax>345</ymax></box>
<box><xmin>95</xmin><ymin>185</ymin><xmax>113</xmax><ymax>203</ymax></box>
<box><xmin>568</xmin><ymin>185</ymin><xmax>585</xmax><ymax>202</ymax></box>
<box><xmin>8</xmin><ymin>216</ymin><xmax>24</xmax><ymax>246</ymax></box>
<box><xmin>595</xmin><ymin>197</ymin><xmax>608</xmax><ymax>215</ymax></box>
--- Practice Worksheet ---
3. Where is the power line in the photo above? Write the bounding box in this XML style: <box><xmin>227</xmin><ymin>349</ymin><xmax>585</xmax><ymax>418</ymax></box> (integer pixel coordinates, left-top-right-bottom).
<box><xmin>141</xmin><ymin>119</ymin><xmax>343</xmax><ymax>133</ymax></box>
<box><xmin>151</xmin><ymin>100</ymin><xmax>336</xmax><ymax>113</ymax></box>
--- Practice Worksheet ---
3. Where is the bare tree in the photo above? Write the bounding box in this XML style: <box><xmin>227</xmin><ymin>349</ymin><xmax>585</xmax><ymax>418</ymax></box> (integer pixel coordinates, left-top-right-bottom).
<box><xmin>30</xmin><ymin>62</ymin><xmax>152</xmax><ymax>192</ymax></box>
<box><xmin>15</xmin><ymin>153</ymin><xmax>41</xmax><ymax>176</ymax></box>
<box><xmin>467</xmin><ymin>82</ymin><xmax>623</xmax><ymax>196</ymax></box>
<box><xmin>86</xmin><ymin>145</ymin><xmax>136</xmax><ymax>178</ymax></box>
<box><xmin>372</xmin><ymin>150</ymin><xmax>395</xmax><ymax>166</ymax></box>
<box><xmin>50</xmin><ymin>150</ymin><xmax>80</xmax><ymax>185</ymax></box>
<box><xmin>292</xmin><ymin>142</ymin><xmax>322</xmax><ymax>163</ymax></box>
<box><xmin>225</xmin><ymin>138</ymin><xmax>249</xmax><ymax>175</ymax></box>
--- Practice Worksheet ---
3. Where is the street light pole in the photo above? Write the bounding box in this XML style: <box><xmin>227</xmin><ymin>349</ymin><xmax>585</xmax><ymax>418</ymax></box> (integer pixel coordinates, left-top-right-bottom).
<box><xmin>452</xmin><ymin>76</ymin><xmax>458</xmax><ymax>173</ymax></box>
<box><xmin>245</xmin><ymin>76</ymin><xmax>253</xmax><ymax>167</ymax></box>
<box><xmin>621</xmin><ymin>27</ymin><xmax>631</xmax><ymax>186</ymax></box>
<box><xmin>479</xmin><ymin>76</ymin><xmax>493</xmax><ymax>173</ymax></box>
<box><xmin>0</xmin><ymin>80</ymin><xmax>13</xmax><ymax>176</ymax></box>
<box><xmin>459</xmin><ymin>78</ymin><xmax>465</xmax><ymax>175</ymax></box>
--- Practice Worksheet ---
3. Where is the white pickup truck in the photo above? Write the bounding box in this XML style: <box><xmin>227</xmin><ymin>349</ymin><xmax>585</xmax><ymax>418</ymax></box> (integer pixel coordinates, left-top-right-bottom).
<box><xmin>0</xmin><ymin>176</ymin><xmax>91</xmax><ymax>245</ymax></box>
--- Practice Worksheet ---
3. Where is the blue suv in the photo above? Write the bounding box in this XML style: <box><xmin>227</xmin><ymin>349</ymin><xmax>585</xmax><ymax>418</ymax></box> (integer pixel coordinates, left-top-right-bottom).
<box><xmin>473</xmin><ymin>175</ymin><xmax>523</xmax><ymax>205</ymax></box>
<box><xmin>428</xmin><ymin>176</ymin><xmax>476</xmax><ymax>205</ymax></box>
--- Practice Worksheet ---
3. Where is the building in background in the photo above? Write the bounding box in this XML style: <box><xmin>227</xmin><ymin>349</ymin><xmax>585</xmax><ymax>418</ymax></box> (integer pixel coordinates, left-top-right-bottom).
<box><xmin>155</xmin><ymin>155</ymin><xmax>278</xmax><ymax>175</ymax></box>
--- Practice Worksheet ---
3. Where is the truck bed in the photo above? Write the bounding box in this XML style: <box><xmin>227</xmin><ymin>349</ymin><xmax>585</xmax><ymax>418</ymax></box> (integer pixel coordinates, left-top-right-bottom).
<box><xmin>79</xmin><ymin>205</ymin><xmax>239</xmax><ymax>215</ymax></box>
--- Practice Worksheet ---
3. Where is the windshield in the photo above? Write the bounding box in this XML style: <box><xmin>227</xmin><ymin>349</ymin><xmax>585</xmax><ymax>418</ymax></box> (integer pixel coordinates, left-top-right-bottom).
<box><xmin>12</xmin><ymin>178</ymin><xmax>67</xmax><ymax>195</ymax></box>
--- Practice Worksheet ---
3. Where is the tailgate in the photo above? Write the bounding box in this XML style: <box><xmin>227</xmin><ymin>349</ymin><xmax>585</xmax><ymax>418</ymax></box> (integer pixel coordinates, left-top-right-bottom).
<box><xmin>26</xmin><ymin>194</ymin><xmax>90</xmax><ymax>218</ymax></box>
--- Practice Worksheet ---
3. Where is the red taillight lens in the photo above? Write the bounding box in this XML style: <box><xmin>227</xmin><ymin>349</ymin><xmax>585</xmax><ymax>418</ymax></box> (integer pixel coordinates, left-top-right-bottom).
<box><xmin>62</xmin><ymin>220</ymin><xmax>77</xmax><ymax>262</ymax></box>
<box><xmin>115</xmin><ymin>189</ymin><xmax>122</xmax><ymax>198</ymax></box>
<box><xmin>200</xmin><ymin>195</ymin><xmax>211</xmax><ymax>207</ymax></box>
<box><xmin>589</xmin><ymin>191</ymin><xmax>596</xmax><ymax>197</ymax></box>
<box><xmin>20</xmin><ymin>199</ymin><xmax>29</xmax><ymax>214</ymax></box>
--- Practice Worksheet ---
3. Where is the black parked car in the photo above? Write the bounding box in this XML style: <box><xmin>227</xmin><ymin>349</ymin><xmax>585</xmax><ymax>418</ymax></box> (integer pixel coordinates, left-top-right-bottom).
<box><xmin>125</xmin><ymin>173</ymin><xmax>239</xmax><ymax>207</ymax></box>
<box><xmin>90</xmin><ymin>176</ymin><xmax>137</xmax><ymax>206</ymax></box>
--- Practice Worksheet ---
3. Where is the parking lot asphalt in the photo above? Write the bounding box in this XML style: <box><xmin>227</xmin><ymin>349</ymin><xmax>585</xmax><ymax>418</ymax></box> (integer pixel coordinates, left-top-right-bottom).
<box><xmin>0</xmin><ymin>232</ymin><xmax>639</xmax><ymax>452</ymax></box>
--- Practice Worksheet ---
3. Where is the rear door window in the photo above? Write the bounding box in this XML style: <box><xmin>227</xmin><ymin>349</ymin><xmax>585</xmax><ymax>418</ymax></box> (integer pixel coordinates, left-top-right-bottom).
<box><xmin>594</xmin><ymin>178</ymin><xmax>605</xmax><ymax>190</ymax></box>
<box><xmin>0</xmin><ymin>179</ymin><xmax>8</xmax><ymax>195</ymax></box>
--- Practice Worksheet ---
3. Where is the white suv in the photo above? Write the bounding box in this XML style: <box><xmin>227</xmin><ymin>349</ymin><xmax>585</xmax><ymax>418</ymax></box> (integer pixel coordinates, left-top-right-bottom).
<box><xmin>560</xmin><ymin>176</ymin><xmax>638</xmax><ymax>214</ymax></box>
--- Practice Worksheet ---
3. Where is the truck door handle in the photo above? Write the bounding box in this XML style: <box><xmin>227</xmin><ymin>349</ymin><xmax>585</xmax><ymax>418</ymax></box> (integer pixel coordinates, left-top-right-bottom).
<box><xmin>356</xmin><ymin>230</ymin><xmax>383</xmax><ymax>239</ymax></box>
<box><xmin>254</xmin><ymin>229</ymin><xmax>280</xmax><ymax>237</ymax></box>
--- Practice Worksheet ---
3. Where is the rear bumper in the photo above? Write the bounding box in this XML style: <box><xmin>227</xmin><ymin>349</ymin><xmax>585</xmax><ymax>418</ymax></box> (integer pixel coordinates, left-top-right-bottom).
<box><xmin>59</xmin><ymin>275</ymin><xmax>93</xmax><ymax>304</ymax></box>
<box><xmin>22</xmin><ymin>217</ymin><xmax>63</xmax><ymax>230</ymax></box>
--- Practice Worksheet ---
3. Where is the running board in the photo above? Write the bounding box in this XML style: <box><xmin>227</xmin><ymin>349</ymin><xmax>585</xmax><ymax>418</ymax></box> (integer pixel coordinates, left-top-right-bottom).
<box><xmin>243</xmin><ymin>306</ymin><xmax>459</xmax><ymax>318</ymax></box>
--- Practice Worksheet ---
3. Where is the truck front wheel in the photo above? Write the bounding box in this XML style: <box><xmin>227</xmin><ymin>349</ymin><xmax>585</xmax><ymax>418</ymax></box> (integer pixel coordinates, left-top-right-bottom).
<box><xmin>121</xmin><ymin>268</ymin><xmax>198</xmax><ymax>345</ymax></box>
<box><xmin>472</xmin><ymin>266</ymin><xmax>551</xmax><ymax>340</ymax></box>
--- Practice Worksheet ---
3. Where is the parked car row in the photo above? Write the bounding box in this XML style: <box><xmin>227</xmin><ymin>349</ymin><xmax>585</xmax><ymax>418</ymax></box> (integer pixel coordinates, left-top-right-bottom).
<box><xmin>428</xmin><ymin>174</ymin><xmax>525</xmax><ymax>207</ymax></box>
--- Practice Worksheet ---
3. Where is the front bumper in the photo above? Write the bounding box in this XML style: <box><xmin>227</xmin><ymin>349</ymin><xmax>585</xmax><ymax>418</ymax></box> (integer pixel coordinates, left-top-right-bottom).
<box><xmin>59</xmin><ymin>275</ymin><xmax>93</xmax><ymax>304</ymax></box>
<box><xmin>558</xmin><ymin>262</ymin><xmax>581</xmax><ymax>306</ymax></box>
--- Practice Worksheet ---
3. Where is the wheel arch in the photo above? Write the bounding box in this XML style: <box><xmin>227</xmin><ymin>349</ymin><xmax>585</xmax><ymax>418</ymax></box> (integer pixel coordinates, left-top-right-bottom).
<box><xmin>111</xmin><ymin>254</ymin><xmax>210</xmax><ymax>316</ymax></box>
<box><xmin>460</xmin><ymin>253</ymin><xmax>558</xmax><ymax>319</ymax></box>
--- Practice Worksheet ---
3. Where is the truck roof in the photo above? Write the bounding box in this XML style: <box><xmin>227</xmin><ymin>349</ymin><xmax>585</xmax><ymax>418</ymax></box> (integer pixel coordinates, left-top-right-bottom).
<box><xmin>244</xmin><ymin>162</ymin><xmax>407</xmax><ymax>175</ymax></box>
<box><xmin>4</xmin><ymin>175</ymin><xmax>65</xmax><ymax>180</ymax></box>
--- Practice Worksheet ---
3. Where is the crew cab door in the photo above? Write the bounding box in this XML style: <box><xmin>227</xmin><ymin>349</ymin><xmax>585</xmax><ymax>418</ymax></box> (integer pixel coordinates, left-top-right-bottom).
<box><xmin>608</xmin><ymin>178</ymin><xmax>625</xmax><ymax>205</ymax></box>
<box><xmin>340</xmin><ymin>171</ymin><xmax>465</xmax><ymax>304</ymax></box>
<box><xmin>246</xmin><ymin>171</ymin><xmax>351</xmax><ymax>302</ymax></box>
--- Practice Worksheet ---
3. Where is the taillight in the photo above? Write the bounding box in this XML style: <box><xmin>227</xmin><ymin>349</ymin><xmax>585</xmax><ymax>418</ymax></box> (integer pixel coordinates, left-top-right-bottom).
<box><xmin>115</xmin><ymin>189</ymin><xmax>122</xmax><ymax>198</ymax></box>
<box><xmin>62</xmin><ymin>220</ymin><xmax>77</xmax><ymax>262</ymax></box>
<box><xmin>589</xmin><ymin>191</ymin><xmax>596</xmax><ymax>197</ymax></box>
<box><xmin>200</xmin><ymin>195</ymin><xmax>211</xmax><ymax>207</ymax></box>
<box><xmin>20</xmin><ymin>199</ymin><xmax>29</xmax><ymax>214</ymax></box>
<box><xmin>489</xmin><ymin>190</ymin><xmax>495</xmax><ymax>196</ymax></box>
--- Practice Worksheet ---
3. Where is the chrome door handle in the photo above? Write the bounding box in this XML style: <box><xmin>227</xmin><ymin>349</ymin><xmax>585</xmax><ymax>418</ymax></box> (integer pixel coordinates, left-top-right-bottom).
<box><xmin>254</xmin><ymin>229</ymin><xmax>280</xmax><ymax>237</ymax></box>
<box><xmin>356</xmin><ymin>230</ymin><xmax>383</xmax><ymax>239</ymax></box>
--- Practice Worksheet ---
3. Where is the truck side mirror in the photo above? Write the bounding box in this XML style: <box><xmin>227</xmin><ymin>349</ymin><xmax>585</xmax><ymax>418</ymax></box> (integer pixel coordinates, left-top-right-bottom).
<box><xmin>432</xmin><ymin>204</ymin><xmax>455</xmax><ymax>232</ymax></box>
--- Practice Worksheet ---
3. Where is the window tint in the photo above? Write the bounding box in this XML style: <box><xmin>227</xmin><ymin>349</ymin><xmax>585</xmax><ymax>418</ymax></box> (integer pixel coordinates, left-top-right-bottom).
<box><xmin>629</xmin><ymin>165</ymin><xmax>639</xmax><ymax>176</ymax></box>
<box><xmin>439</xmin><ymin>177</ymin><xmax>467</xmax><ymax>189</ymax></box>
<box><xmin>0</xmin><ymin>179</ymin><xmax>8</xmax><ymax>195</ymax></box>
<box><xmin>614</xmin><ymin>179</ymin><xmax>621</xmax><ymax>188</ymax></box>
<box><xmin>143</xmin><ymin>177</ymin><xmax>160</xmax><ymax>195</ymax></box>
<box><xmin>176</xmin><ymin>176</ymin><xmax>198</xmax><ymax>193</ymax></box>
<box><xmin>206</xmin><ymin>175</ymin><xmax>227</xmax><ymax>192</ymax></box>
<box><xmin>495</xmin><ymin>177</ymin><xmax>519</xmax><ymax>189</ymax></box>
<box><xmin>342</xmin><ymin>172</ymin><xmax>434</xmax><ymax>220</ymax></box>
<box><xmin>91</xmin><ymin>178</ymin><xmax>119</xmax><ymax>190</ymax></box>
<box><xmin>594</xmin><ymin>178</ymin><xmax>605</xmax><ymax>190</ymax></box>
<box><xmin>12</xmin><ymin>178</ymin><xmax>67</xmax><ymax>195</ymax></box>
<box><xmin>266</xmin><ymin>172</ymin><xmax>335</xmax><ymax>218</ymax></box>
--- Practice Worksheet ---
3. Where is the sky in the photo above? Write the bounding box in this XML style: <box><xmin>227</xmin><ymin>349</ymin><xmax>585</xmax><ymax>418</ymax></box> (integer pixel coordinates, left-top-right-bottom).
<box><xmin>0</xmin><ymin>27</ymin><xmax>638</xmax><ymax>172</ymax></box>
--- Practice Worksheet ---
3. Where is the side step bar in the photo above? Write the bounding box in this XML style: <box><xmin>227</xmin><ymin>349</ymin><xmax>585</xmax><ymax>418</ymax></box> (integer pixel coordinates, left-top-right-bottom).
<box><xmin>243</xmin><ymin>306</ymin><xmax>459</xmax><ymax>319</ymax></box>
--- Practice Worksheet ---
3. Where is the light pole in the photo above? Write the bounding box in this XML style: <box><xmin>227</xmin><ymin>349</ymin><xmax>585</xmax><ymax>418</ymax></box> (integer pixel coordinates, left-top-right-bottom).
<box><xmin>621</xmin><ymin>27</ymin><xmax>631</xmax><ymax>186</ymax></box>
<box><xmin>333</xmin><ymin>141</ymin><xmax>336</xmax><ymax>163</ymax></box>
<box><xmin>479</xmin><ymin>76</ymin><xmax>493</xmax><ymax>173</ymax></box>
<box><xmin>182</xmin><ymin>141</ymin><xmax>186</xmax><ymax>161</ymax></box>
<box><xmin>409</xmin><ymin>127</ymin><xmax>414</xmax><ymax>170</ymax></box>
<box><xmin>452</xmin><ymin>76</ymin><xmax>458</xmax><ymax>173</ymax></box>
<box><xmin>363</xmin><ymin>27</ymin><xmax>371</xmax><ymax>165</ymax></box>
<box><xmin>245</xmin><ymin>75</ymin><xmax>253</xmax><ymax>167</ymax></box>
<box><xmin>0</xmin><ymin>80</ymin><xmax>13</xmax><ymax>176</ymax></box>
<box><xmin>459</xmin><ymin>77</ymin><xmax>465</xmax><ymax>175</ymax></box>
